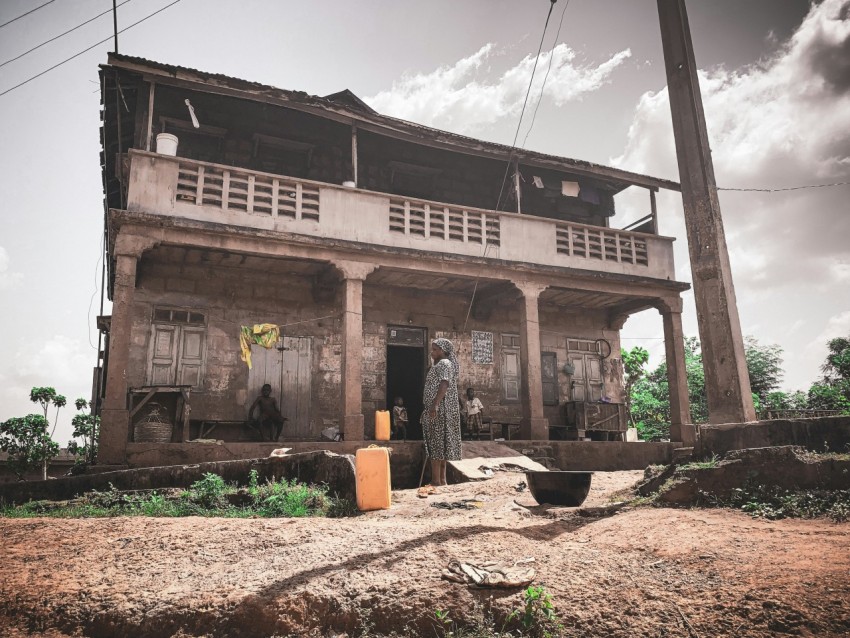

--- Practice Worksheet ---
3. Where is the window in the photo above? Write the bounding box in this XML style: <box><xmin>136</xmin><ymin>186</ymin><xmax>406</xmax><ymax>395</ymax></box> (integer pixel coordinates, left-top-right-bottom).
<box><xmin>146</xmin><ymin>308</ymin><xmax>207</xmax><ymax>389</ymax></box>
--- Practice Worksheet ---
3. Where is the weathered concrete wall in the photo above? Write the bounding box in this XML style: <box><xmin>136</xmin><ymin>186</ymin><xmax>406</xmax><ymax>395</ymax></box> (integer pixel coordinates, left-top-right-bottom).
<box><xmin>504</xmin><ymin>441</ymin><xmax>681</xmax><ymax>471</ymax></box>
<box><xmin>0</xmin><ymin>451</ymin><xmax>356</xmax><ymax>507</ymax></box>
<box><xmin>698</xmin><ymin>416</ymin><xmax>850</xmax><ymax>457</ymax></box>
<box><xmin>128</xmin><ymin>252</ymin><xmax>625</xmax><ymax>444</ymax></box>
<box><xmin>125</xmin><ymin>441</ymin><xmax>425</xmax><ymax>490</ymax></box>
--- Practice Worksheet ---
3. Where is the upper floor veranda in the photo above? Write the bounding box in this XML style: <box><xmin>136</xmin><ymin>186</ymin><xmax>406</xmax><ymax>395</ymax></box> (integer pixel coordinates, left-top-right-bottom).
<box><xmin>102</xmin><ymin>54</ymin><xmax>683</xmax><ymax>284</ymax></box>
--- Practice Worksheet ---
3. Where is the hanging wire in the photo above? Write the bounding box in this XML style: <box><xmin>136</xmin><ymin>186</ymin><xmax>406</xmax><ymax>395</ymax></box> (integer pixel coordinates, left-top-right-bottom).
<box><xmin>0</xmin><ymin>0</ymin><xmax>182</xmax><ymax>98</ymax></box>
<box><xmin>0</xmin><ymin>0</ymin><xmax>134</xmax><ymax>68</ymax></box>
<box><xmin>0</xmin><ymin>0</ymin><xmax>56</xmax><ymax>30</ymax></box>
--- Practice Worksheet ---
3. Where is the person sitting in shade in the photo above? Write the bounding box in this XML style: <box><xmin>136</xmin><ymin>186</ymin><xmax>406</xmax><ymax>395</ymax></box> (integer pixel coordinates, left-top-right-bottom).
<box><xmin>248</xmin><ymin>384</ymin><xmax>286</xmax><ymax>441</ymax></box>
<box><xmin>465</xmin><ymin>387</ymin><xmax>485</xmax><ymax>438</ymax></box>
<box><xmin>391</xmin><ymin>396</ymin><xmax>408</xmax><ymax>441</ymax></box>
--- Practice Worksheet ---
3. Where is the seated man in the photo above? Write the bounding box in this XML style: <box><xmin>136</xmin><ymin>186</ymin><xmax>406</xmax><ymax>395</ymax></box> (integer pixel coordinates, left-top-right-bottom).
<box><xmin>248</xmin><ymin>384</ymin><xmax>286</xmax><ymax>441</ymax></box>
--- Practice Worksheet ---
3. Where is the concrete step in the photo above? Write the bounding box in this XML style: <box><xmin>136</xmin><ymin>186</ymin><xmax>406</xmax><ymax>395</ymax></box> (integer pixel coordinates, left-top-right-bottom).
<box><xmin>672</xmin><ymin>447</ymin><xmax>695</xmax><ymax>463</ymax></box>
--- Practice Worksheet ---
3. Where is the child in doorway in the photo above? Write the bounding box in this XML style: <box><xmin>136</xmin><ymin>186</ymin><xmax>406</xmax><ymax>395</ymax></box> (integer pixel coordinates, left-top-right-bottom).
<box><xmin>465</xmin><ymin>387</ymin><xmax>484</xmax><ymax>438</ymax></box>
<box><xmin>248</xmin><ymin>384</ymin><xmax>286</xmax><ymax>441</ymax></box>
<box><xmin>392</xmin><ymin>396</ymin><xmax>408</xmax><ymax>441</ymax></box>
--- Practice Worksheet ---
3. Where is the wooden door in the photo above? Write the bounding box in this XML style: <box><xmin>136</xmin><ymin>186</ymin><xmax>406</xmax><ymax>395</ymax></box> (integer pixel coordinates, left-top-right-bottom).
<box><xmin>148</xmin><ymin>325</ymin><xmax>178</xmax><ymax>385</ymax></box>
<box><xmin>247</xmin><ymin>345</ymin><xmax>283</xmax><ymax>406</ymax></box>
<box><xmin>281</xmin><ymin>336</ymin><xmax>312</xmax><ymax>438</ymax></box>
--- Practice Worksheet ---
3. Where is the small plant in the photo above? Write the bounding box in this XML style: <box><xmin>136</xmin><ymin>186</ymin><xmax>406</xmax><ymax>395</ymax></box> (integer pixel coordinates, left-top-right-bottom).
<box><xmin>186</xmin><ymin>472</ymin><xmax>229</xmax><ymax>509</ymax></box>
<box><xmin>509</xmin><ymin>585</ymin><xmax>563</xmax><ymax>638</ymax></box>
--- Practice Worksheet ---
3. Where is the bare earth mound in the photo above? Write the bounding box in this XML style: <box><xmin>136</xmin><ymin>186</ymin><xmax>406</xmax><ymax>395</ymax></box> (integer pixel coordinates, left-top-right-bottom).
<box><xmin>2</xmin><ymin>471</ymin><xmax>849</xmax><ymax>637</ymax></box>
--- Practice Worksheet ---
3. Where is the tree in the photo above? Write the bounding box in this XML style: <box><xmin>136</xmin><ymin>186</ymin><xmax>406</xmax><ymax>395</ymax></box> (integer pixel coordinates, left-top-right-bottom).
<box><xmin>67</xmin><ymin>398</ymin><xmax>100</xmax><ymax>470</ymax></box>
<box><xmin>744</xmin><ymin>336</ymin><xmax>784</xmax><ymax>404</ymax></box>
<box><xmin>621</xmin><ymin>346</ymin><xmax>649</xmax><ymax>427</ymax></box>
<box><xmin>0</xmin><ymin>415</ymin><xmax>60</xmax><ymax>481</ymax></box>
<box><xmin>808</xmin><ymin>335</ymin><xmax>850</xmax><ymax>414</ymax></box>
<box><xmin>0</xmin><ymin>387</ymin><xmax>65</xmax><ymax>480</ymax></box>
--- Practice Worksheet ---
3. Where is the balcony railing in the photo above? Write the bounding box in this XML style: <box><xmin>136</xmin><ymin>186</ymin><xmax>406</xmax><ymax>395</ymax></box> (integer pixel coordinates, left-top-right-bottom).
<box><xmin>126</xmin><ymin>150</ymin><xmax>676</xmax><ymax>280</ymax></box>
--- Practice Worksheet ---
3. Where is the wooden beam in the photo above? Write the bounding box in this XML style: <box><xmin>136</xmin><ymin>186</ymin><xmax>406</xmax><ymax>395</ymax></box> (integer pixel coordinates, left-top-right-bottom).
<box><xmin>145</xmin><ymin>81</ymin><xmax>155</xmax><ymax>152</ymax></box>
<box><xmin>649</xmin><ymin>188</ymin><xmax>659</xmax><ymax>234</ymax></box>
<box><xmin>351</xmin><ymin>125</ymin><xmax>358</xmax><ymax>186</ymax></box>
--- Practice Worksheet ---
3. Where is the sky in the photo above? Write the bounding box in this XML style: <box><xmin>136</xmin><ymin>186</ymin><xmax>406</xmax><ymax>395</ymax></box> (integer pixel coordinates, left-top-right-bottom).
<box><xmin>0</xmin><ymin>0</ymin><xmax>848</xmax><ymax>443</ymax></box>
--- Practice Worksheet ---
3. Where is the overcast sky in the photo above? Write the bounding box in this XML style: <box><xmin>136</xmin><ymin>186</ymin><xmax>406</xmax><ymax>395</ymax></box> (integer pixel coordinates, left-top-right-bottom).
<box><xmin>1</xmin><ymin>0</ymin><xmax>848</xmax><ymax>442</ymax></box>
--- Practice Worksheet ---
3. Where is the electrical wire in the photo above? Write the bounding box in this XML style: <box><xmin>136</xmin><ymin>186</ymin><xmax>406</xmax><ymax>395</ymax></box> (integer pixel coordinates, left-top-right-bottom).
<box><xmin>0</xmin><ymin>0</ymin><xmax>182</xmax><ymax>98</ymax></box>
<box><xmin>463</xmin><ymin>0</ymin><xmax>557</xmax><ymax>332</ymax></box>
<box><xmin>0</xmin><ymin>0</ymin><xmax>134</xmax><ymax>69</ymax></box>
<box><xmin>522</xmin><ymin>0</ymin><xmax>570</xmax><ymax>148</ymax></box>
<box><xmin>0</xmin><ymin>0</ymin><xmax>56</xmax><ymax>30</ymax></box>
<box><xmin>717</xmin><ymin>181</ymin><xmax>849</xmax><ymax>192</ymax></box>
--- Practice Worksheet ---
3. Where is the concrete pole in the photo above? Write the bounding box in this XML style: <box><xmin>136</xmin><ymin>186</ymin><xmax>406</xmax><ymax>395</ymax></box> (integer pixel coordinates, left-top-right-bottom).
<box><xmin>657</xmin><ymin>0</ymin><xmax>756</xmax><ymax>424</ymax></box>
<box><xmin>98</xmin><ymin>252</ymin><xmax>138</xmax><ymax>464</ymax></box>
<box><xmin>515</xmin><ymin>281</ymin><xmax>549</xmax><ymax>440</ymax></box>
<box><xmin>658</xmin><ymin>299</ymin><xmax>696</xmax><ymax>445</ymax></box>
<box><xmin>334</xmin><ymin>260</ymin><xmax>376</xmax><ymax>441</ymax></box>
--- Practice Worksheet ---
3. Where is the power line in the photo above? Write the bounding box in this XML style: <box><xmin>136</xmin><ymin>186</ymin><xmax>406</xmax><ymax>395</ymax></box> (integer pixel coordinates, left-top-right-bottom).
<box><xmin>464</xmin><ymin>0</ymin><xmax>557</xmax><ymax>332</ymax></box>
<box><xmin>717</xmin><ymin>181</ymin><xmax>849</xmax><ymax>193</ymax></box>
<box><xmin>0</xmin><ymin>0</ymin><xmax>56</xmax><ymax>30</ymax></box>
<box><xmin>1</xmin><ymin>0</ymin><xmax>133</xmax><ymax>69</ymax></box>
<box><xmin>0</xmin><ymin>0</ymin><xmax>182</xmax><ymax>99</ymax></box>
<box><xmin>522</xmin><ymin>0</ymin><xmax>571</xmax><ymax>148</ymax></box>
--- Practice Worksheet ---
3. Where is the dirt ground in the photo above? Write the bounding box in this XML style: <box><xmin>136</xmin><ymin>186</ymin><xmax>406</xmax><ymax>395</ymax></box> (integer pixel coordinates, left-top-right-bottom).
<box><xmin>1</xmin><ymin>471</ymin><xmax>849</xmax><ymax>638</ymax></box>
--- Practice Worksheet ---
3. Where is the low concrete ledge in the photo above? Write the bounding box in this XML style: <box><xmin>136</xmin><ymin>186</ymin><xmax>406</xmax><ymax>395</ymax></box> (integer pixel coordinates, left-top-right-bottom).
<box><xmin>0</xmin><ymin>451</ymin><xmax>355</xmax><ymax>507</ymax></box>
<box><xmin>124</xmin><ymin>441</ymin><xmax>426</xmax><ymax>490</ymax></box>
<box><xmin>503</xmin><ymin>440</ymin><xmax>682</xmax><ymax>471</ymax></box>
<box><xmin>699</xmin><ymin>416</ymin><xmax>850</xmax><ymax>457</ymax></box>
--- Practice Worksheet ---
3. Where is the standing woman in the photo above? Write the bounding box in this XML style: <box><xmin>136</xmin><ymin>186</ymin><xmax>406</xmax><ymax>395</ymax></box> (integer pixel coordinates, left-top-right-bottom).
<box><xmin>422</xmin><ymin>337</ymin><xmax>462</xmax><ymax>487</ymax></box>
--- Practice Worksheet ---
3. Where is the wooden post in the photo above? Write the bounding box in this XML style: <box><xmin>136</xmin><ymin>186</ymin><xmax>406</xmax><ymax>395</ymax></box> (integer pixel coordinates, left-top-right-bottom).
<box><xmin>649</xmin><ymin>188</ymin><xmax>659</xmax><ymax>234</ymax></box>
<box><xmin>351</xmin><ymin>125</ymin><xmax>358</xmax><ymax>187</ymax></box>
<box><xmin>513</xmin><ymin>158</ymin><xmax>522</xmax><ymax>215</ymax></box>
<box><xmin>657</xmin><ymin>0</ymin><xmax>755</xmax><ymax>424</ymax></box>
<box><xmin>145</xmin><ymin>81</ymin><xmax>155</xmax><ymax>152</ymax></box>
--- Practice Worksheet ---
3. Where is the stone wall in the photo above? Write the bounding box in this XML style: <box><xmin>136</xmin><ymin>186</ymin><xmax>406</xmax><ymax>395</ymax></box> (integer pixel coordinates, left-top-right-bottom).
<box><xmin>698</xmin><ymin>416</ymin><xmax>850</xmax><ymax>457</ymax></box>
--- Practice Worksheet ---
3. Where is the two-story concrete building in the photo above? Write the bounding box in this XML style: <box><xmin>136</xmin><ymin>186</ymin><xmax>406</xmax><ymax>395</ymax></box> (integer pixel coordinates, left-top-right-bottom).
<box><xmin>94</xmin><ymin>54</ymin><xmax>692</xmax><ymax>467</ymax></box>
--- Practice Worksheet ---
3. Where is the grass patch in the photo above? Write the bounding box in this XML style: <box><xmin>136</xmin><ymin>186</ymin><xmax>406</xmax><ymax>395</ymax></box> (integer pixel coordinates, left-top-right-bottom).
<box><xmin>718</xmin><ymin>485</ymin><xmax>850</xmax><ymax>522</ymax></box>
<box><xmin>1</xmin><ymin>471</ymin><xmax>356</xmax><ymax>519</ymax></box>
<box><xmin>678</xmin><ymin>454</ymin><xmax>721</xmax><ymax>471</ymax></box>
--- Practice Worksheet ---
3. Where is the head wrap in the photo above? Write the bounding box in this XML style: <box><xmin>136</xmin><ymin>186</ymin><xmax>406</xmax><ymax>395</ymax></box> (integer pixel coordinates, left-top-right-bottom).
<box><xmin>432</xmin><ymin>337</ymin><xmax>459</xmax><ymax>379</ymax></box>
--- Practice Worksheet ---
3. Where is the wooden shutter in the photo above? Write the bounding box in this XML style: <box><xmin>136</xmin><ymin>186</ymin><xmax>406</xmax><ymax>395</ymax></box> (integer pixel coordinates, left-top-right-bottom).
<box><xmin>148</xmin><ymin>324</ymin><xmax>178</xmax><ymax>385</ymax></box>
<box><xmin>177</xmin><ymin>327</ymin><xmax>206</xmax><ymax>389</ymax></box>
<box><xmin>587</xmin><ymin>355</ymin><xmax>604</xmax><ymax>402</ymax></box>
<box><xmin>502</xmin><ymin>350</ymin><xmax>520</xmax><ymax>402</ymax></box>
<box><xmin>569</xmin><ymin>353</ymin><xmax>586</xmax><ymax>401</ymax></box>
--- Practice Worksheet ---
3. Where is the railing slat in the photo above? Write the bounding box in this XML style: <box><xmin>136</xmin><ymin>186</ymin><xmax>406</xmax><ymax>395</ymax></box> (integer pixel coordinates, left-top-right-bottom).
<box><xmin>295</xmin><ymin>183</ymin><xmax>303</xmax><ymax>220</ymax></box>
<box><xmin>222</xmin><ymin>171</ymin><xmax>230</xmax><ymax>210</ymax></box>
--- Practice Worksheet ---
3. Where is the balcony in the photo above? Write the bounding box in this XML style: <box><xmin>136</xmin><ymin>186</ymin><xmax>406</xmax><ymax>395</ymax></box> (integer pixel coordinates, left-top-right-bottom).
<box><xmin>125</xmin><ymin>150</ymin><xmax>676</xmax><ymax>281</ymax></box>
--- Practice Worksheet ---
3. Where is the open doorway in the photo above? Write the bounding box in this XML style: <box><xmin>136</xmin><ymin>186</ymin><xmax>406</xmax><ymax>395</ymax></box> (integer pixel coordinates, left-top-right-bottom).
<box><xmin>386</xmin><ymin>326</ymin><xmax>426</xmax><ymax>440</ymax></box>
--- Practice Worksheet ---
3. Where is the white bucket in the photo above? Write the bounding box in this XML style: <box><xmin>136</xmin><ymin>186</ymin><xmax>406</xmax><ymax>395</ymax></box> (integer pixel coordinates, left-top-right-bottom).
<box><xmin>342</xmin><ymin>180</ymin><xmax>356</xmax><ymax>188</ymax></box>
<box><xmin>156</xmin><ymin>133</ymin><xmax>178</xmax><ymax>156</ymax></box>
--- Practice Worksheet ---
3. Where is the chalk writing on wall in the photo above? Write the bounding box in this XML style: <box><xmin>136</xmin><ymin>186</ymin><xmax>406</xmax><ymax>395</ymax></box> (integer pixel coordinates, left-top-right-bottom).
<box><xmin>471</xmin><ymin>331</ymin><xmax>494</xmax><ymax>365</ymax></box>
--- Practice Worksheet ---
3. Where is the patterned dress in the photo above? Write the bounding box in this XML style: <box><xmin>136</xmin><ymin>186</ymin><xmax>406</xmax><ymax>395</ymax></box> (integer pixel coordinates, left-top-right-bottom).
<box><xmin>422</xmin><ymin>358</ymin><xmax>462</xmax><ymax>461</ymax></box>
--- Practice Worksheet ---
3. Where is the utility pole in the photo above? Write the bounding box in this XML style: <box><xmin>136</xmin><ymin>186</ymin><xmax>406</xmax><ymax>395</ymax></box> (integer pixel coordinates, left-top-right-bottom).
<box><xmin>657</xmin><ymin>0</ymin><xmax>756</xmax><ymax>424</ymax></box>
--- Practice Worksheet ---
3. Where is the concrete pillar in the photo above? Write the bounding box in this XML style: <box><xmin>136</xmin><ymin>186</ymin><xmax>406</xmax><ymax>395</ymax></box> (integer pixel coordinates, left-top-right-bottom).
<box><xmin>659</xmin><ymin>299</ymin><xmax>696</xmax><ymax>445</ymax></box>
<box><xmin>98</xmin><ymin>253</ymin><xmax>138</xmax><ymax>465</ymax></box>
<box><xmin>334</xmin><ymin>260</ymin><xmax>376</xmax><ymax>441</ymax></box>
<box><xmin>515</xmin><ymin>281</ymin><xmax>549</xmax><ymax>440</ymax></box>
<box><xmin>657</xmin><ymin>0</ymin><xmax>756</xmax><ymax>424</ymax></box>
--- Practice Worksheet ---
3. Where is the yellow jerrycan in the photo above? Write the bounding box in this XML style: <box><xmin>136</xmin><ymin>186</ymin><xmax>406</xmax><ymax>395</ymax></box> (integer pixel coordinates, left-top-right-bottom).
<box><xmin>375</xmin><ymin>410</ymin><xmax>391</xmax><ymax>441</ymax></box>
<box><xmin>355</xmin><ymin>446</ymin><xmax>391</xmax><ymax>511</ymax></box>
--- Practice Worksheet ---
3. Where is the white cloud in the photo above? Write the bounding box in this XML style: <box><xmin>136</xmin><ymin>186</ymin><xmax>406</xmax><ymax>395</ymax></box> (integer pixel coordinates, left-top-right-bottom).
<box><xmin>366</xmin><ymin>43</ymin><xmax>631</xmax><ymax>132</ymax></box>
<box><xmin>0</xmin><ymin>246</ymin><xmax>23</xmax><ymax>290</ymax></box>
<box><xmin>616</xmin><ymin>0</ymin><xmax>850</xmax><ymax>391</ymax></box>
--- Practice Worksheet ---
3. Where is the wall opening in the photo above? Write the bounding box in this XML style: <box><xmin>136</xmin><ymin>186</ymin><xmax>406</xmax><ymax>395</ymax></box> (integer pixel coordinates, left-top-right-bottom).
<box><xmin>386</xmin><ymin>326</ymin><xmax>426</xmax><ymax>440</ymax></box>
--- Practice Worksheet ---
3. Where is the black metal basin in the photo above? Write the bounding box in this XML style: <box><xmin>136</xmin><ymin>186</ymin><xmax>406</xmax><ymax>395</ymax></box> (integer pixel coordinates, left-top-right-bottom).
<box><xmin>525</xmin><ymin>471</ymin><xmax>593</xmax><ymax>506</ymax></box>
